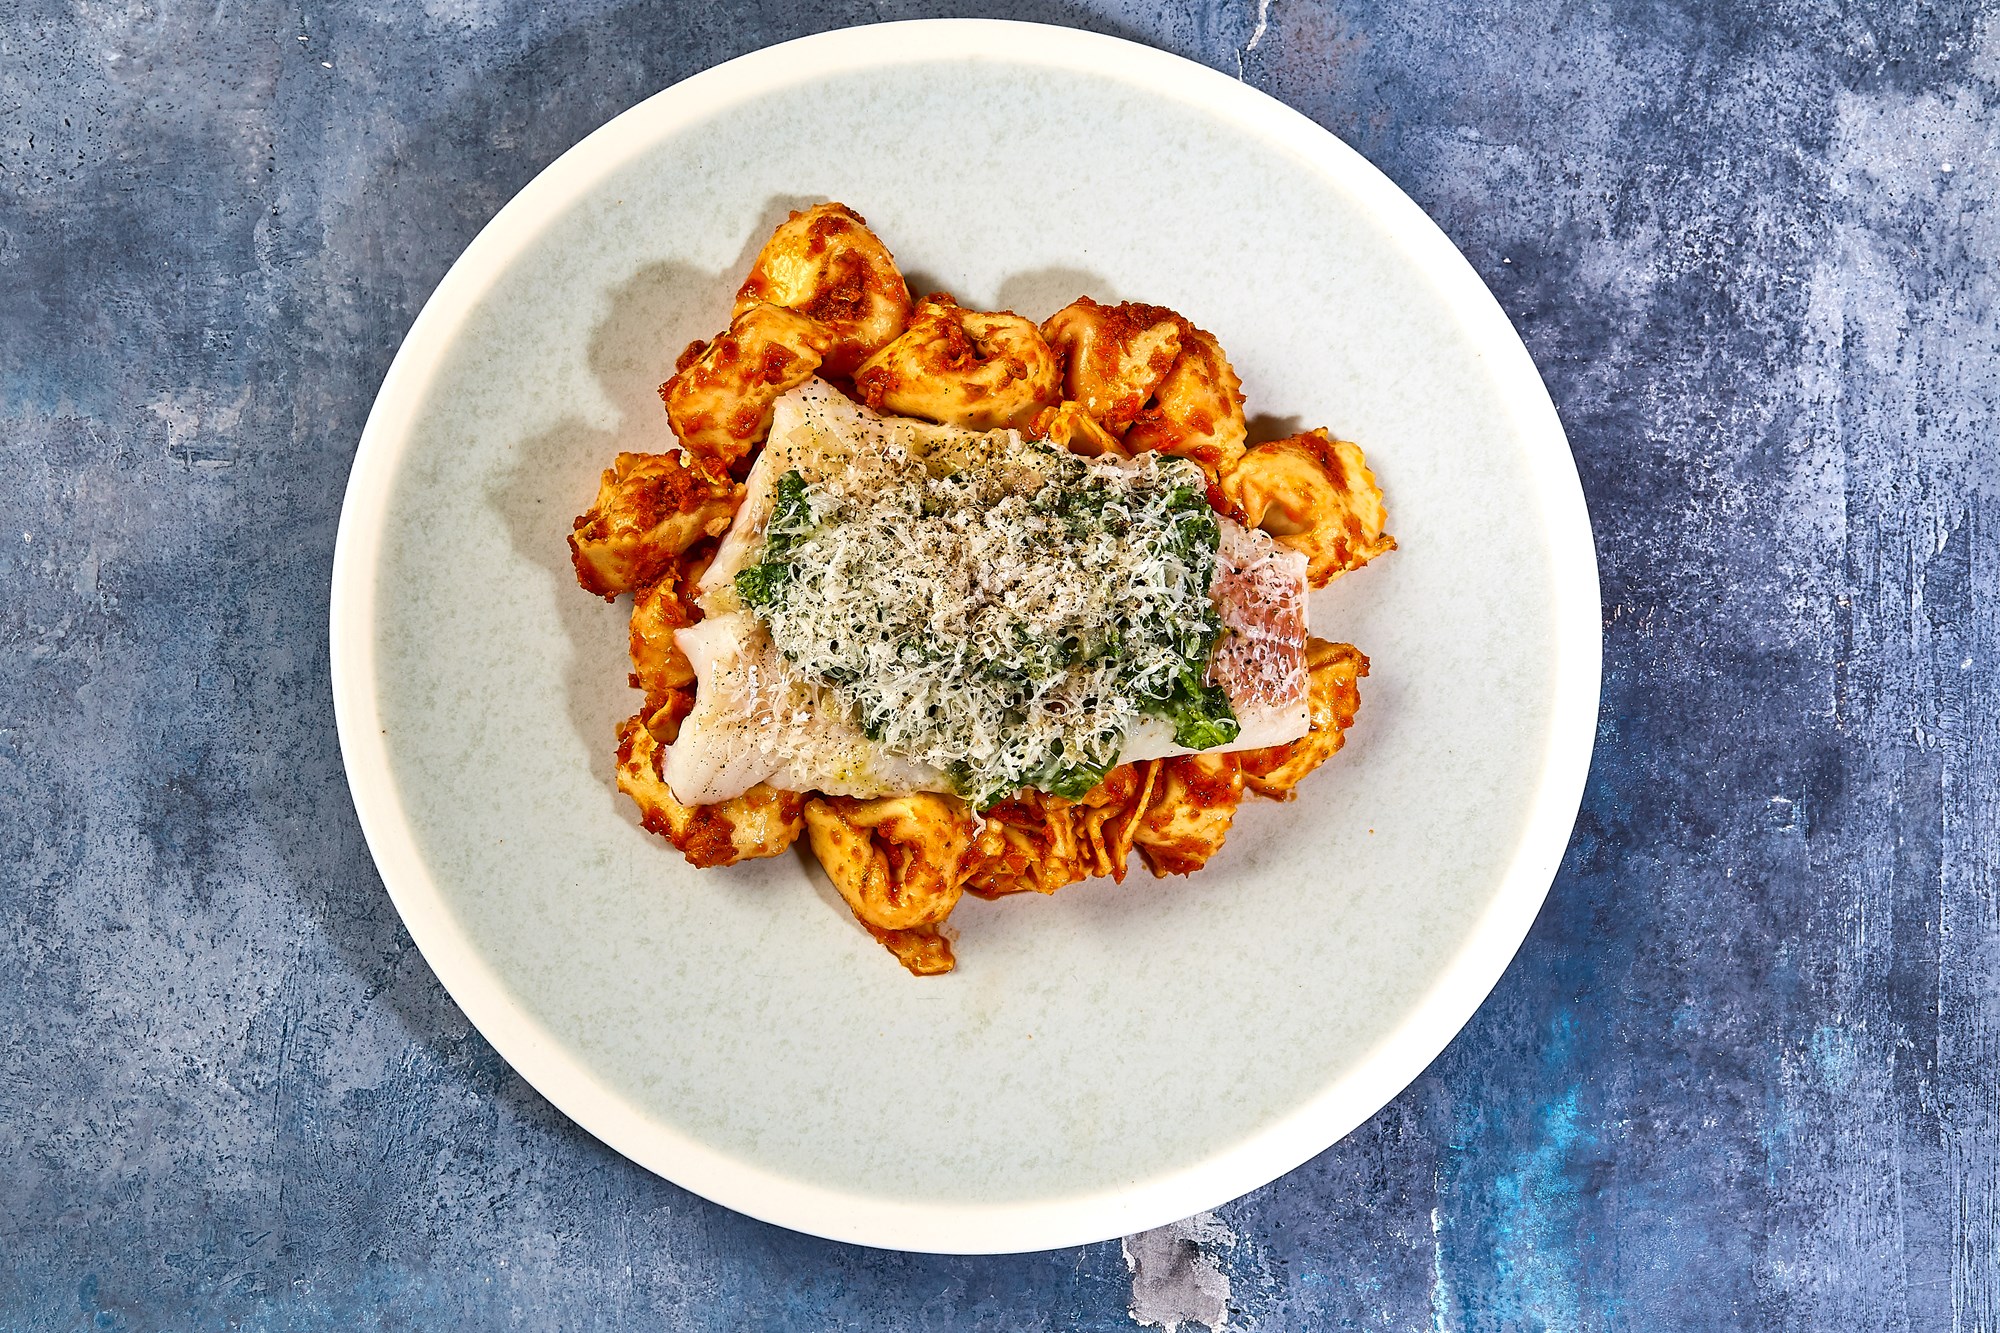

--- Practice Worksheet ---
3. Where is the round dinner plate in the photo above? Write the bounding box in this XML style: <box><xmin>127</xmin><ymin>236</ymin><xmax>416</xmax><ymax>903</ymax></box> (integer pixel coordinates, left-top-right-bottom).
<box><xmin>330</xmin><ymin>20</ymin><xmax>1600</xmax><ymax>1254</ymax></box>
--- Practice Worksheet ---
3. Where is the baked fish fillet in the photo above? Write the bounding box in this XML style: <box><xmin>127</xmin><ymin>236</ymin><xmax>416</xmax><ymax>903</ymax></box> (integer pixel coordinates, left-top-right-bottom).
<box><xmin>665</xmin><ymin>380</ymin><xmax>1310</xmax><ymax>806</ymax></box>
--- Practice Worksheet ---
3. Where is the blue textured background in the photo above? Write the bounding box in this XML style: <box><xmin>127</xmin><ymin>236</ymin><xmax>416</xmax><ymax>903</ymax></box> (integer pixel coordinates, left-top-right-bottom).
<box><xmin>4</xmin><ymin>1</ymin><xmax>1997</xmax><ymax>1328</ymax></box>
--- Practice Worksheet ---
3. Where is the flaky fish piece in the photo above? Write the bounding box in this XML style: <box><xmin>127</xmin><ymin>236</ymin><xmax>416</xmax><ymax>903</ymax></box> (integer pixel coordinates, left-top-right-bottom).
<box><xmin>662</xmin><ymin>381</ymin><xmax>1314</xmax><ymax>807</ymax></box>
<box><xmin>615</xmin><ymin>716</ymin><xmax>804</xmax><ymax>867</ymax></box>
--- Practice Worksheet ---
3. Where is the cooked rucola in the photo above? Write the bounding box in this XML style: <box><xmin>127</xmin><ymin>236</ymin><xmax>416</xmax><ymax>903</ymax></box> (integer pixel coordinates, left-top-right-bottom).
<box><xmin>569</xmin><ymin>202</ymin><xmax>1395</xmax><ymax>975</ymax></box>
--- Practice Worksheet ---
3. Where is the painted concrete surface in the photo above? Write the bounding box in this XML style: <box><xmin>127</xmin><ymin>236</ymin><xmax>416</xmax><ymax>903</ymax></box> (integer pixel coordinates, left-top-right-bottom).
<box><xmin>2</xmin><ymin>0</ymin><xmax>1995</xmax><ymax>1327</ymax></box>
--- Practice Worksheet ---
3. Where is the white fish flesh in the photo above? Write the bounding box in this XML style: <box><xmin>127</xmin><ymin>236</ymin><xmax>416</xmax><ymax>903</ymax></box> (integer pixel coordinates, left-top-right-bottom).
<box><xmin>664</xmin><ymin>381</ymin><xmax>1309</xmax><ymax>806</ymax></box>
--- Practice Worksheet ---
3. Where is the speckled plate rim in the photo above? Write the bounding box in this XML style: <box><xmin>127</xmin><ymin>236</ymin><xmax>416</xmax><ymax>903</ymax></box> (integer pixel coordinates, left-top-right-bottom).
<box><xmin>330</xmin><ymin>19</ymin><xmax>1601</xmax><ymax>1255</ymax></box>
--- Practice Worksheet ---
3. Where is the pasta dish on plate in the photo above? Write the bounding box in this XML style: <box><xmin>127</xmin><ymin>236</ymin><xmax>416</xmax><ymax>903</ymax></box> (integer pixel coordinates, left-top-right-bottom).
<box><xmin>567</xmin><ymin>204</ymin><xmax>1394</xmax><ymax>975</ymax></box>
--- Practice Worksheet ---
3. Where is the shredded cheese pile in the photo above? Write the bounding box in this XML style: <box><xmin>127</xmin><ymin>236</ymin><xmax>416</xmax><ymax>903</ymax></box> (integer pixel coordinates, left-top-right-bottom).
<box><xmin>739</xmin><ymin>433</ymin><xmax>1228</xmax><ymax>805</ymax></box>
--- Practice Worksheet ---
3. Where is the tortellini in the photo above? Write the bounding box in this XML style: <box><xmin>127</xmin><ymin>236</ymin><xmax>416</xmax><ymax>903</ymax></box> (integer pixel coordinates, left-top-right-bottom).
<box><xmin>805</xmin><ymin>792</ymin><xmax>974</xmax><ymax>977</ymax></box>
<box><xmin>568</xmin><ymin>451</ymin><xmax>740</xmax><ymax>599</ymax></box>
<box><xmin>1119</xmin><ymin>324</ymin><xmax>1247</xmax><ymax>479</ymax></box>
<box><xmin>1030</xmin><ymin>401</ymin><xmax>1124</xmax><ymax>458</ymax></box>
<box><xmin>1041</xmin><ymin>298</ymin><xmax>1184</xmax><ymax>431</ymax></box>
<box><xmin>867</xmin><ymin>923</ymin><xmax>957</xmax><ymax>978</ymax></box>
<box><xmin>1041</xmin><ymin>298</ymin><xmax>1247</xmax><ymax>480</ymax></box>
<box><xmin>961</xmin><ymin>790</ymin><xmax>1090</xmax><ymax>899</ymax></box>
<box><xmin>1070</xmin><ymin>764</ymin><xmax>1154</xmax><ymax>883</ymax></box>
<box><xmin>1239</xmin><ymin>640</ymin><xmax>1369</xmax><ymax>799</ymax></box>
<box><xmin>1130</xmin><ymin>753</ymin><xmax>1246</xmax><ymax>877</ymax></box>
<box><xmin>627</xmin><ymin>563</ymin><xmax>701</xmax><ymax>726</ymax></box>
<box><xmin>802</xmin><ymin>793</ymin><xmax>974</xmax><ymax>932</ymax></box>
<box><xmin>733</xmin><ymin>203</ymin><xmax>913</xmax><ymax>377</ymax></box>
<box><xmin>615</xmin><ymin>717</ymin><xmax>805</xmax><ymax>867</ymax></box>
<box><xmin>853</xmin><ymin>294</ymin><xmax>1061</xmax><ymax>431</ymax></box>
<box><xmin>1221</xmin><ymin>429</ymin><xmax>1395</xmax><ymax>588</ymax></box>
<box><xmin>661</xmin><ymin>302</ymin><xmax>836</xmax><ymax>478</ymax></box>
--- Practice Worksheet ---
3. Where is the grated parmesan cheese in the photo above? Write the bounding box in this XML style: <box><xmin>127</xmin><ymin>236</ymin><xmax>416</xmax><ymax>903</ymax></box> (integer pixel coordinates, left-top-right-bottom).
<box><xmin>736</xmin><ymin>426</ymin><xmax>1232</xmax><ymax>805</ymax></box>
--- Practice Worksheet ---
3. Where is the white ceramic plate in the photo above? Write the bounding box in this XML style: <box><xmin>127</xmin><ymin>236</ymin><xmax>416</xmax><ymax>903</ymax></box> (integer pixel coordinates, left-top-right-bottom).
<box><xmin>331</xmin><ymin>20</ymin><xmax>1599</xmax><ymax>1254</ymax></box>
